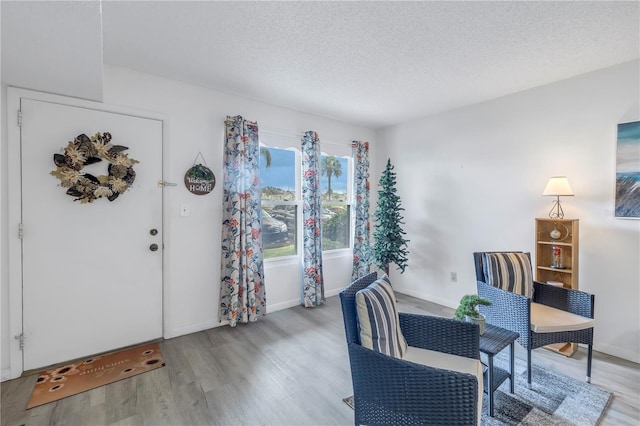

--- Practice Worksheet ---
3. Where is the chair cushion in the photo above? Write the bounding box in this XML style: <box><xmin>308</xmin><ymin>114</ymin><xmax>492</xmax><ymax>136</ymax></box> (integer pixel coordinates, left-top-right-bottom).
<box><xmin>404</xmin><ymin>346</ymin><xmax>483</xmax><ymax>426</ymax></box>
<box><xmin>356</xmin><ymin>275</ymin><xmax>407</xmax><ymax>358</ymax></box>
<box><xmin>530</xmin><ymin>303</ymin><xmax>595</xmax><ymax>333</ymax></box>
<box><xmin>482</xmin><ymin>252</ymin><xmax>534</xmax><ymax>298</ymax></box>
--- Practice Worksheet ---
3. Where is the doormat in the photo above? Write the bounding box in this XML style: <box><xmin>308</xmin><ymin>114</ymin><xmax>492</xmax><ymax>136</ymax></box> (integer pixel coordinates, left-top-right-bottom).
<box><xmin>27</xmin><ymin>342</ymin><xmax>165</xmax><ymax>409</ymax></box>
<box><xmin>342</xmin><ymin>355</ymin><xmax>612</xmax><ymax>425</ymax></box>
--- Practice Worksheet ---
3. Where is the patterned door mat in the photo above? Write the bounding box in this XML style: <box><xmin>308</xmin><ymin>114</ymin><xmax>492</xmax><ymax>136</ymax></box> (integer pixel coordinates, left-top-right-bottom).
<box><xmin>27</xmin><ymin>342</ymin><xmax>165</xmax><ymax>409</ymax></box>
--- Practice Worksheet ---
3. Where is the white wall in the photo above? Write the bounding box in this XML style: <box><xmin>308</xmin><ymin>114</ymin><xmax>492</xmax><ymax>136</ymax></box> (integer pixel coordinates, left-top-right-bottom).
<box><xmin>101</xmin><ymin>66</ymin><xmax>375</xmax><ymax>339</ymax></box>
<box><xmin>3</xmin><ymin>59</ymin><xmax>637</xmax><ymax>378</ymax></box>
<box><xmin>376</xmin><ymin>60</ymin><xmax>640</xmax><ymax>363</ymax></box>
<box><xmin>1</xmin><ymin>1</ymin><xmax>104</xmax><ymax>102</ymax></box>
<box><xmin>0</xmin><ymin>66</ymin><xmax>375</xmax><ymax>378</ymax></box>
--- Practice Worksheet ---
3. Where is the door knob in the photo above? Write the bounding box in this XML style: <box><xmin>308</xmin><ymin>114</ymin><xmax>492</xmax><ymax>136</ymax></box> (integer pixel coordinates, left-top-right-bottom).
<box><xmin>149</xmin><ymin>243</ymin><xmax>159</xmax><ymax>252</ymax></box>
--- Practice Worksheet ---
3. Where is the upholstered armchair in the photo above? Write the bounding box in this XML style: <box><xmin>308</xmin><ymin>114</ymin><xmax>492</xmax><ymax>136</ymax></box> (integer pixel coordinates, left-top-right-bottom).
<box><xmin>340</xmin><ymin>272</ymin><xmax>483</xmax><ymax>425</ymax></box>
<box><xmin>473</xmin><ymin>252</ymin><xmax>595</xmax><ymax>385</ymax></box>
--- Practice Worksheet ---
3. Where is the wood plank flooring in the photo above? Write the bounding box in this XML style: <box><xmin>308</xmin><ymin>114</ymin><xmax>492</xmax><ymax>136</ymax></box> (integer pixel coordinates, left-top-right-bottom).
<box><xmin>2</xmin><ymin>292</ymin><xmax>638</xmax><ymax>425</ymax></box>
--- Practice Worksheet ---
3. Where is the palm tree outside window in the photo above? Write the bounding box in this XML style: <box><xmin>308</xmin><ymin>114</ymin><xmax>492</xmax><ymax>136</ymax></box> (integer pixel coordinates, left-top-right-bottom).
<box><xmin>259</xmin><ymin>144</ymin><xmax>352</xmax><ymax>259</ymax></box>
<box><xmin>320</xmin><ymin>155</ymin><xmax>351</xmax><ymax>251</ymax></box>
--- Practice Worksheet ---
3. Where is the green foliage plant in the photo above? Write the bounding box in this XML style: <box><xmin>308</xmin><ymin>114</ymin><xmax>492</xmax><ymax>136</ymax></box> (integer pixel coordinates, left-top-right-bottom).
<box><xmin>322</xmin><ymin>208</ymin><xmax>349</xmax><ymax>249</ymax></box>
<box><xmin>368</xmin><ymin>159</ymin><xmax>409</xmax><ymax>275</ymax></box>
<box><xmin>454</xmin><ymin>295</ymin><xmax>492</xmax><ymax>320</ymax></box>
<box><xmin>187</xmin><ymin>164</ymin><xmax>214</xmax><ymax>181</ymax></box>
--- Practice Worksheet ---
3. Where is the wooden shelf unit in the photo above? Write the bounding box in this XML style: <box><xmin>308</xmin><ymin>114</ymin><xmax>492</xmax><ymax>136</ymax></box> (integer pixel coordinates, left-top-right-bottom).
<box><xmin>535</xmin><ymin>218</ymin><xmax>579</xmax><ymax>290</ymax></box>
<box><xmin>535</xmin><ymin>218</ymin><xmax>579</xmax><ymax>357</ymax></box>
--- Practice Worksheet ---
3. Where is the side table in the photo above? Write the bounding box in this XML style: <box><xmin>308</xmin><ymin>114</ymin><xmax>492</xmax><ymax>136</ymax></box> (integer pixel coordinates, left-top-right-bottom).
<box><xmin>479</xmin><ymin>324</ymin><xmax>519</xmax><ymax>417</ymax></box>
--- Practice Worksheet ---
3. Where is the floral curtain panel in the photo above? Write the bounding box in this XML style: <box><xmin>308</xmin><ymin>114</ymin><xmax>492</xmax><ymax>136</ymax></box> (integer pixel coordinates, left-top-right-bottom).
<box><xmin>220</xmin><ymin>115</ymin><xmax>266</xmax><ymax>326</ymax></box>
<box><xmin>352</xmin><ymin>141</ymin><xmax>371</xmax><ymax>280</ymax></box>
<box><xmin>301</xmin><ymin>131</ymin><xmax>325</xmax><ymax>307</ymax></box>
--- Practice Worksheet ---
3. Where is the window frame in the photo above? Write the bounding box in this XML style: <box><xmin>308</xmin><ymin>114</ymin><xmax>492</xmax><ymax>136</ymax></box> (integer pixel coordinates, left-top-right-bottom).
<box><xmin>319</xmin><ymin>152</ymin><xmax>353</xmax><ymax>254</ymax></box>
<box><xmin>260</xmin><ymin>144</ymin><xmax>301</xmax><ymax>262</ymax></box>
<box><xmin>259</xmin><ymin>139</ymin><xmax>354</xmax><ymax>262</ymax></box>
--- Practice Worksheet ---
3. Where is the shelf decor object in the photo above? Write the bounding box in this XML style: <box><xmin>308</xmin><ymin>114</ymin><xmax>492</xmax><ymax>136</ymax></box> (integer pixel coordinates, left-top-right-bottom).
<box><xmin>535</xmin><ymin>218</ymin><xmax>579</xmax><ymax>356</ymax></box>
<box><xmin>542</xmin><ymin>176</ymin><xmax>574</xmax><ymax>219</ymax></box>
<box><xmin>550</xmin><ymin>246</ymin><xmax>564</xmax><ymax>269</ymax></box>
<box><xmin>548</xmin><ymin>221</ymin><xmax>570</xmax><ymax>241</ymax></box>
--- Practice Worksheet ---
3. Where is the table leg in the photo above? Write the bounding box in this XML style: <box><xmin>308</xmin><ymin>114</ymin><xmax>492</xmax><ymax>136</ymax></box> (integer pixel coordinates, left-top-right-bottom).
<box><xmin>488</xmin><ymin>354</ymin><xmax>494</xmax><ymax>417</ymax></box>
<box><xmin>509</xmin><ymin>342</ymin><xmax>515</xmax><ymax>393</ymax></box>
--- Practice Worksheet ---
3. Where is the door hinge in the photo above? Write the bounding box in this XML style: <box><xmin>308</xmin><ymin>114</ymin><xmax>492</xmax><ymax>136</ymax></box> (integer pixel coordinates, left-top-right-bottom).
<box><xmin>18</xmin><ymin>223</ymin><xmax>23</xmax><ymax>239</ymax></box>
<box><xmin>15</xmin><ymin>333</ymin><xmax>24</xmax><ymax>351</ymax></box>
<box><xmin>17</xmin><ymin>109</ymin><xmax>22</xmax><ymax>127</ymax></box>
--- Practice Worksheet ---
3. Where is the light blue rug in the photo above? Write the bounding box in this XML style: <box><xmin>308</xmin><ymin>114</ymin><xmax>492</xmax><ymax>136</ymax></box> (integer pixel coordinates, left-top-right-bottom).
<box><xmin>481</xmin><ymin>354</ymin><xmax>611</xmax><ymax>425</ymax></box>
<box><xmin>343</xmin><ymin>355</ymin><xmax>612</xmax><ymax>425</ymax></box>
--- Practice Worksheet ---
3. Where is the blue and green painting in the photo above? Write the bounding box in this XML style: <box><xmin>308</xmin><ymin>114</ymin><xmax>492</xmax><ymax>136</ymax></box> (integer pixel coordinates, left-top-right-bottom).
<box><xmin>616</xmin><ymin>121</ymin><xmax>640</xmax><ymax>218</ymax></box>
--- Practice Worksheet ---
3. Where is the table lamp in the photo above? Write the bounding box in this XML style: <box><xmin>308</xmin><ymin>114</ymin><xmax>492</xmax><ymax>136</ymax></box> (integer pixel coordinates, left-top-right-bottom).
<box><xmin>542</xmin><ymin>176</ymin><xmax>574</xmax><ymax>219</ymax></box>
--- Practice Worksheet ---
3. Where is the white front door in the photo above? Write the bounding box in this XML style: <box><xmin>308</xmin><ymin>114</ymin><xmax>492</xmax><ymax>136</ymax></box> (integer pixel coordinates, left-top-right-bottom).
<box><xmin>21</xmin><ymin>99</ymin><xmax>163</xmax><ymax>370</ymax></box>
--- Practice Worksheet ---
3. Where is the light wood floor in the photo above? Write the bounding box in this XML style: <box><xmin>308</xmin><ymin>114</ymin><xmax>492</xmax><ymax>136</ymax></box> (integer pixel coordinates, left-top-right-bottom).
<box><xmin>2</xmin><ymin>292</ymin><xmax>639</xmax><ymax>426</ymax></box>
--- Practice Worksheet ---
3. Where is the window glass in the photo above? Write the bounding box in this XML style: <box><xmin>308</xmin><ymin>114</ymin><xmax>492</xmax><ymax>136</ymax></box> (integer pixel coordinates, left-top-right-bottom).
<box><xmin>320</xmin><ymin>155</ymin><xmax>349</xmax><ymax>202</ymax></box>
<box><xmin>322</xmin><ymin>204</ymin><xmax>350</xmax><ymax>250</ymax></box>
<box><xmin>261</xmin><ymin>147</ymin><xmax>297</xmax><ymax>258</ymax></box>
<box><xmin>260</xmin><ymin>147</ymin><xmax>352</xmax><ymax>258</ymax></box>
<box><xmin>262</xmin><ymin>205</ymin><xmax>297</xmax><ymax>258</ymax></box>
<box><xmin>320</xmin><ymin>155</ymin><xmax>350</xmax><ymax>250</ymax></box>
<box><xmin>261</xmin><ymin>147</ymin><xmax>296</xmax><ymax>201</ymax></box>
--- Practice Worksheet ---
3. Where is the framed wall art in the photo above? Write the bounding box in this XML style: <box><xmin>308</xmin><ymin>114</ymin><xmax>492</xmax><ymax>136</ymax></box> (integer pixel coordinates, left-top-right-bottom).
<box><xmin>615</xmin><ymin>121</ymin><xmax>640</xmax><ymax>218</ymax></box>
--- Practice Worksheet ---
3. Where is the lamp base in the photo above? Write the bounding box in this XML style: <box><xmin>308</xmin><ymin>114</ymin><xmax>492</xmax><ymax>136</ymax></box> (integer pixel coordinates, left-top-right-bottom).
<box><xmin>548</xmin><ymin>196</ymin><xmax>565</xmax><ymax>219</ymax></box>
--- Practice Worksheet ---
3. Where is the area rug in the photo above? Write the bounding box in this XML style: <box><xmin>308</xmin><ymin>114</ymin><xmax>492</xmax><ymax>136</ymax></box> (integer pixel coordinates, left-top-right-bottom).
<box><xmin>342</xmin><ymin>355</ymin><xmax>612</xmax><ymax>425</ymax></box>
<box><xmin>27</xmin><ymin>342</ymin><xmax>165</xmax><ymax>409</ymax></box>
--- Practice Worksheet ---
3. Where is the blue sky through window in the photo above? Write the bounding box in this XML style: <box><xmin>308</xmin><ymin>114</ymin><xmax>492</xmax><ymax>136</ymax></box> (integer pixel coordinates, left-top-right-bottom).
<box><xmin>260</xmin><ymin>148</ymin><xmax>295</xmax><ymax>191</ymax></box>
<box><xmin>260</xmin><ymin>148</ymin><xmax>348</xmax><ymax>194</ymax></box>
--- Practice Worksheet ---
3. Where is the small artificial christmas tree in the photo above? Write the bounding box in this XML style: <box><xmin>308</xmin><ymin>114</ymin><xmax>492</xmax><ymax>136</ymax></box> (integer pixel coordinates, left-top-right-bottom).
<box><xmin>369</xmin><ymin>159</ymin><xmax>409</xmax><ymax>275</ymax></box>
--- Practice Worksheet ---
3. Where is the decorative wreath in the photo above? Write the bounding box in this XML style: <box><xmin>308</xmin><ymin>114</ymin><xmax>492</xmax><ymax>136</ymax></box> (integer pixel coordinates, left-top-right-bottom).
<box><xmin>50</xmin><ymin>132</ymin><xmax>139</xmax><ymax>203</ymax></box>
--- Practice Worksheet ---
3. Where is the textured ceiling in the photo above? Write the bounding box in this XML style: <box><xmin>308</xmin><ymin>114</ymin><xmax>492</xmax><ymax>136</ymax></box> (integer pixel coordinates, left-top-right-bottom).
<box><xmin>4</xmin><ymin>2</ymin><xmax>639</xmax><ymax>130</ymax></box>
<box><xmin>101</xmin><ymin>1</ymin><xmax>639</xmax><ymax>128</ymax></box>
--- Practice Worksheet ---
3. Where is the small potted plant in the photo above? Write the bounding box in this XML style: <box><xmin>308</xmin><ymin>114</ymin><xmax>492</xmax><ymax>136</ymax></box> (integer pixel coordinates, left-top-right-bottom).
<box><xmin>454</xmin><ymin>294</ymin><xmax>492</xmax><ymax>335</ymax></box>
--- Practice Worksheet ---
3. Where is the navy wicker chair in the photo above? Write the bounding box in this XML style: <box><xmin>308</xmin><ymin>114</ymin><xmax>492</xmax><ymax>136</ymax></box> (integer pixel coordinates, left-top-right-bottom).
<box><xmin>473</xmin><ymin>251</ymin><xmax>595</xmax><ymax>385</ymax></box>
<box><xmin>340</xmin><ymin>272</ymin><xmax>483</xmax><ymax>425</ymax></box>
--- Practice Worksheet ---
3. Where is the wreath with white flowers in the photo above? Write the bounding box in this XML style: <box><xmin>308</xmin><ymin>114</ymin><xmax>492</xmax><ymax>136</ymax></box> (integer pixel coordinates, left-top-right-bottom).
<box><xmin>50</xmin><ymin>132</ymin><xmax>139</xmax><ymax>203</ymax></box>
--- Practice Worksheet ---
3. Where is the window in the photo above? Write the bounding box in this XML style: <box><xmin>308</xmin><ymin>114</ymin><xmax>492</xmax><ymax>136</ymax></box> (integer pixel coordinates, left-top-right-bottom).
<box><xmin>260</xmin><ymin>146</ymin><xmax>298</xmax><ymax>259</ymax></box>
<box><xmin>260</xmin><ymin>142</ymin><xmax>352</xmax><ymax>259</ymax></box>
<box><xmin>320</xmin><ymin>155</ymin><xmax>350</xmax><ymax>250</ymax></box>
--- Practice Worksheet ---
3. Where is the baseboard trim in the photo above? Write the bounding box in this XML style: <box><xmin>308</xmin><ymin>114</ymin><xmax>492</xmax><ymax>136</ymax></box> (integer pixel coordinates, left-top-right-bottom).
<box><xmin>1</xmin><ymin>368</ymin><xmax>12</xmax><ymax>382</ymax></box>
<box><xmin>396</xmin><ymin>287</ymin><xmax>457</xmax><ymax>310</ymax></box>
<box><xmin>268</xmin><ymin>298</ymin><xmax>301</xmax><ymax>313</ymax></box>
<box><xmin>164</xmin><ymin>290</ymin><xmax>345</xmax><ymax>339</ymax></box>
<box><xmin>594</xmin><ymin>342</ymin><xmax>640</xmax><ymax>364</ymax></box>
<box><xmin>266</xmin><ymin>287</ymin><xmax>343</xmax><ymax>313</ymax></box>
<box><xmin>164</xmin><ymin>319</ymin><xmax>219</xmax><ymax>340</ymax></box>
<box><xmin>325</xmin><ymin>287</ymin><xmax>343</xmax><ymax>298</ymax></box>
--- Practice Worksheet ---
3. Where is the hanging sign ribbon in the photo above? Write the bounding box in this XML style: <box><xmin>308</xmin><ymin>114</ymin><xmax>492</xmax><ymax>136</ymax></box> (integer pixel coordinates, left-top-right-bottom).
<box><xmin>184</xmin><ymin>152</ymin><xmax>215</xmax><ymax>195</ymax></box>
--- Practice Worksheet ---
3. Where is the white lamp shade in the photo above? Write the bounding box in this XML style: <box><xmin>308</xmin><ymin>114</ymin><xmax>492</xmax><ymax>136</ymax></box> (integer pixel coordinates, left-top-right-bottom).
<box><xmin>542</xmin><ymin>176</ymin><xmax>574</xmax><ymax>196</ymax></box>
